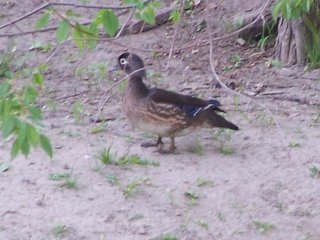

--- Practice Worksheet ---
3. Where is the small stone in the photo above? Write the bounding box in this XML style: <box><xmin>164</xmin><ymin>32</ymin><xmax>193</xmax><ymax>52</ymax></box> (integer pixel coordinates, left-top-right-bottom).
<box><xmin>236</xmin><ymin>38</ymin><xmax>246</xmax><ymax>46</ymax></box>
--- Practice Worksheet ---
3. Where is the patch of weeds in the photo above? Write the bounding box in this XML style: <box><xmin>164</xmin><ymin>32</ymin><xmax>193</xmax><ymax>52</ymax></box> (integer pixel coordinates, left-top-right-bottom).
<box><xmin>275</xmin><ymin>201</ymin><xmax>284</xmax><ymax>212</ymax></box>
<box><xmin>151</xmin><ymin>234</ymin><xmax>178</xmax><ymax>240</ymax></box>
<box><xmin>222</xmin><ymin>65</ymin><xmax>232</xmax><ymax>72</ymax></box>
<box><xmin>75</xmin><ymin>60</ymin><xmax>109</xmax><ymax>83</ymax></box>
<box><xmin>0</xmin><ymin>162</ymin><xmax>10</xmax><ymax>172</ymax></box>
<box><xmin>71</xmin><ymin>100</ymin><xmax>85</xmax><ymax>124</ymax></box>
<box><xmin>255</xmin><ymin>22</ymin><xmax>276</xmax><ymax>51</ymax></box>
<box><xmin>294</xmin><ymin>208</ymin><xmax>312</xmax><ymax>217</ymax></box>
<box><xmin>129</xmin><ymin>214</ymin><xmax>144</xmax><ymax>221</ymax></box>
<box><xmin>60</xmin><ymin>129</ymin><xmax>81</xmax><ymax>138</ymax></box>
<box><xmin>60</xmin><ymin>176</ymin><xmax>78</xmax><ymax>189</ymax></box>
<box><xmin>221</xmin><ymin>17</ymin><xmax>235</xmax><ymax>32</ymax></box>
<box><xmin>98</xmin><ymin>146</ymin><xmax>114</xmax><ymax>165</ymax></box>
<box><xmin>220</xmin><ymin>146</ymin><xmax>234</xmax><ymax>155</ymax></box>
<box><xmin>45</xmin><ymin>97</ymin><xmax>58</xmax><ymax>112</ymax></box>
<box><xmin>91</xmin><ymin>123</ymin><xmax>108</xmax><ymax>134</ymax></box>
<box><xmin>0</xmin><ymin>45</ymin><xmax>14</xmax><ymax>78</ymax></box>
<box><xmin>266</xmin><ymin>59</ymin><xmax>282</xmax><ymax>68</ymax></box>
<box><xmin>253</xmin><ymin>220</ymin><xmax>274</xmax><ymax>234</ymax></box>
<box><xmin>194</xmin><ymin>220</ymin><xmax>209</xmax><ymax>229</ymax></box>
<box><xmin>288</xmin><ymin>141</ymin><xmax>301</xmax><ymax>148</ymax></box>
<box><xmin>258</xmin><ymin>112</ymin><xmax>274</xmax><ymax>127</ymax></box>
<box><xmin>309</xmin><ymin>112</ymin><xmax>320</xmax><ymax>127</ymax></box>
<box><xmin>217</xmin><ymin>212</ymin><xmax>226</xmax><ymax>222</ymax></box>
<box><xmin>231</xmin><ymin>55</ymin><xmax>242</xmax><ymax>68</ymax></box>
<box><xmin>117</xmin><ymin>154</ymin><xmax>159</xmax><ymax>166</ymax></box>
<box><xmin>29</xmin><ymin>40</ymin><xmax>52</xmax><ymax>52</ymax></box>
<box><xmin>52</xmin><ymin>223</ymin><xmax>66</xmax><ymax>238</ymax></box>
<box><xmin>122</xmin><ymin>178</ymin><xmax>151</xmax><ymax>198</ymax></box>
<box><xmin>196</xmin><ymin>177</ymin><xmax>213</xmax><ymax>187</ymax></box>
<box><xmin>233</xmin><ymin>16</ymin><xmax>244</xmax><ymax>29</ymax></box>
<box><xmin>48</xmin><ymin>172</ymin><xmax>70</xmax><ymax>181</ymax></box>
<box><xmin>187</xmin><ymin>140</ymin><xmax>204</xmax><ymax>156</ymax></box>
<box><xmin>309</xmin><ymin>165</ymin><xmax>320</xmax><ymax>178</ymax></box>
<box><xmin>184</xmin><ymin>189</ymin><xmax>199</xmax><ymax>205</ymax></box>
<box><xmin>213</xmin><ymin>128</ymin><xmax>235</xmax><ymax>155</ymax></box>
<box><xmin>106</xmin><ymin>174</ymin><xmax>120</xmax><ymax>186</ymax></box>
<box><xmin>49</xmin><ymin>172</ymin><xmax>78</xmax><ymax>189</ymax></box>
<box><xmin>122</xmin><ymin>180</ymin><xmax>142</xmax><ymax>198</ymax></box>
<box><xmin>125</xmin><ymin>135</ymin><xmax>134</xmax><ymax>144</ymax></box>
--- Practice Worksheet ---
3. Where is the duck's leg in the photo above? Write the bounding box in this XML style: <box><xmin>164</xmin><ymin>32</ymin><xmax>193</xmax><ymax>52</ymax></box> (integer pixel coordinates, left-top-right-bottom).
<box><xmin>141</xmin><ymin>136</ymin><xmax>163</xmax><ymax>148</ymax></box>
<box><xmin>157</xmin><ymin>136</ymin><xmax>176</xmax><ymax>154</ymax></box>
<box><xmin>169</xmin><ymin>136</ymin><xmax>176</xmax><ymax>153</ymax></box>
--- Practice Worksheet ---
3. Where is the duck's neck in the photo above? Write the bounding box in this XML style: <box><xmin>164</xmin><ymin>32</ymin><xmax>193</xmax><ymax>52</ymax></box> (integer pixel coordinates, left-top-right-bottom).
<box><xmin>126</xmin><ymin>76</ymin><xmax>149</xmax><ymax>98</ymax></box>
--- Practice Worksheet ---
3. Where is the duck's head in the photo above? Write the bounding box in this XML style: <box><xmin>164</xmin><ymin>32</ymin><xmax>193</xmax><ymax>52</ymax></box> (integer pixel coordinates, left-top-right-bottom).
<box><xmin>118</xmin><ymin>52</ymin><xmax>146</xmax><ymax>78</ymax></box>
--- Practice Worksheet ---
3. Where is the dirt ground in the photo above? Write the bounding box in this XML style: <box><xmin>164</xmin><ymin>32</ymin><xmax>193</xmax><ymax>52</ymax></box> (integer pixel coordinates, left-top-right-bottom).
<box><xmin>1</xmin><ymin>0</ymin><xmax>320</xmax><ymax>240</ymax></box>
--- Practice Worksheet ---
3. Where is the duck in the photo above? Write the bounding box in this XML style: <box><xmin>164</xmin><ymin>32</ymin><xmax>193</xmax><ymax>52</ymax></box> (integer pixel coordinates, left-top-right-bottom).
<box><xmin>117</xmin><ymin>52</ymin><xmax>239</xmax><ymax>154</ymax></box>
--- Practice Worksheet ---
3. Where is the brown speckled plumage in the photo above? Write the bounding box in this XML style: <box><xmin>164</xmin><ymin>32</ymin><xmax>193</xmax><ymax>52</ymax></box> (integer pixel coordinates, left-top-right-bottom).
<box><xmin>118</xmin><ymin>52</ymin><xmax>239</xmax><ymax>153</ymax></box>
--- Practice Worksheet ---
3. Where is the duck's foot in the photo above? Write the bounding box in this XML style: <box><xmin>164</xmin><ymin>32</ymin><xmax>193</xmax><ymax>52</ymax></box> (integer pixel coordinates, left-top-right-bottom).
<box><xmin>155</xmin><ymin>136</ymin><xmax>177</xmax><ymax>154</ymax></box>
<box><xmin>141</xmin><ymin>136</ymin><xmax>163</xmax><ymax>148</ymax></box>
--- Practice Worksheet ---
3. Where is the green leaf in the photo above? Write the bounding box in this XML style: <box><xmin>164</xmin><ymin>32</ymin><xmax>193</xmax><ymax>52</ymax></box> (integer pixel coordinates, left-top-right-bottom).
<box><xmin>56</xmin><ymin>20</ymin><xmax>70</xmax><ymax>43</ymax></box>
<box><xmin>35</xmin><ymin>12</ymin><xmax>50</xmax><ymax>29</ymax></box>
<box><xmin>26</xmin><ymin>124</ymin><xmax>40</xmax><ymax>146</ymax></box>
<box><xmin>17</xmin><ymin>122</ymin><xmax>27</xmax><ymax>146</ymax></box>
<box><xmin>169</xmin><ymin>8</ymin><xmax>181</xmax><ymax>23</ymax></box>
<box><xmin>272</xmin><ymin>2</ymin><xmax>283</xmax><ymax>20</ymax></box>
<box><xmin>32</xmin><ymin>72</ymin><xmax>44</xmax><ymax>86</ymax></box>
<box><xmin>11</xmin><ymin>139</ymin><xmax>20</xmax><ymax>159</ymax></box>
<box><xmin>140</xmin><ymin>5</ymin><xmax>156</xmax><ymax>25</ymax></box>
<box><xmin>0</xmin><ymin>81</ymin><xmax>11</xmax><ymax>97</ymax></box>
<box><xmin>20</xmin><ymin>139</ymin><xmax>30</xmax><ymax>157</ymax></box>
<box><xmin>40</xmin><ymin>134</ymin><xmax>53</xmax><ymax>158</ymax></box>
<box><xmin>37</xmin><ymin>63</ymin><xmax>49</xmax><ymax>71</ymax></box>
<box><xmin>87</xmin><ymin>22</ymin><xmax>98</xmax><ymax>49</ymax></box>
<box><xmin>72</xmin><ymin>26</ymin><xmax>85</xmax><ymax>49</ymax></box>
<box><xmin>29</xmin><ymin>107</ymin><xmax>42</xmax><ymax>120</ymax></box>
<box><xmin>98</xmin><ymin>9</ymin><xmax>119</xmax><ymax>37</ymax></box>
<box><xmin>2</xmin><ymin>116</ymin><xmax>15</xmax><ymax>138</ymax></box>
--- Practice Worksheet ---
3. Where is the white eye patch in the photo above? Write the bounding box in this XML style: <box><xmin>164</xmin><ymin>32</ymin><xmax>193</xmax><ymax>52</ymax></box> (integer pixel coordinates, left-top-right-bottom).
<box><xmin>119</xmin><ymin>58</ymin><xmax>127</xmax><ymax>65</ymax></box>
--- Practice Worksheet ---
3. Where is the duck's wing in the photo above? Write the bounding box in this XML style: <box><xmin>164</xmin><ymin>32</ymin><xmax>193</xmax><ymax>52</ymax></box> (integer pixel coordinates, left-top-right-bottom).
<box><xmin>148</xmin><ymin>88</ymin><xmax>225</xmax><ymax>116</ymax></box>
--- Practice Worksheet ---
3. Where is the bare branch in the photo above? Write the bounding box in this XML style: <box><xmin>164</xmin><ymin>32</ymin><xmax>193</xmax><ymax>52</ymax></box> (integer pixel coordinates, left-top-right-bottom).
<box><xmin>0</xmin><ymin>0</ymin><xmax>150</xmax><ymax>30</ymax></box>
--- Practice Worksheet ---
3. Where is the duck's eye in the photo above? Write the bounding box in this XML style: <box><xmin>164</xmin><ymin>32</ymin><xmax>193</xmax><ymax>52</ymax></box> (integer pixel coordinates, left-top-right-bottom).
<box><xmin>119</xmin><ymin>58</ymin><xmax>127</xmax><ymax>65</ymax></box>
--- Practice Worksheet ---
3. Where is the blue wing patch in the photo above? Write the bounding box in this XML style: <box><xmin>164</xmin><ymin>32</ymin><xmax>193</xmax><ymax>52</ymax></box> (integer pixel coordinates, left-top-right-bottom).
<box><xmin>176</xmin><ymin>99</ymin><xmax>222</xmax><ymax>117</ymax></box>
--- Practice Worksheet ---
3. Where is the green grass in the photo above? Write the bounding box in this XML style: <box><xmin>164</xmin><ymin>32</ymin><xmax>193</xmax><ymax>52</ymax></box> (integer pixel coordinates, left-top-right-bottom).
<box><xmin>48</xmin><ymin>172</ymin><xmax>78</xmax><ymax>189</ymax></box>
<box><xmin>194</xmin><ymin>220</ymin><xmax>209</xmax><ymax>229</ymax></box>
<box><xmin>61</xmin><ymin>177</ymin><xmax>78</xmax><ymax>189</ymax></box>
<box><xmin>106</xmin><ymin>174</ymin><xmax>120</xmax><ymax>186</ymax></box>
<box><xmin>213</xmin><ymin>128</ymin><xmax>236</xmax><ymax>155</ymax></box>
<box><xmin>309</xmin><ymin>166</ymin><xmax>320</xmax><ymax>178</ymax></box>
<box><xmin>123</xmin><ymin>180</ymin><xmax>142</xmax><ymax>198</ymax></box>
<box><xmin>184</xmin><ymin>189</ymin><xmax>199</xmax><ymax>205</ymax></box>
<box><xmin>97</xmin><ymin>146</ymin><xmax>159</xmax><ymax>167</ymax></box>
<box><xmin>196</xmin><ymin>177</ymin><xmax>213</xmax><ymax>187</ymax></box>
<box><xmin>117</xmin><ymin>154</ymin><xmax>159</xmax><ymax>166</ymax></box>
<box><xmin>48</xmin><ymin>172</ymin><xmax>70</xmax><ymax>181</ymax></box>
<box><xmin>52</xmin><ymin>223</ymin><xmax>66</xmax><ymax>238</ymax></box>
<box><xmin>187</xmin><ymin>140</ymin><xmax>204</xmax><ymax>156</ymax></box>
<box><xmin>99</xmin><ymin>146</ymin><xmax>114</xmax><ymax>165</ymax></box>
<box><xmin>71</xmin><ymin>100</ymin><xmax>85</xmax><ymax>124</ymax></box>
<box><xmin>288</xmin><ymin>141</ymin><xmax>301</xmax><ymax>148</ymax></box>
<box><xmin>217</xmin><ymin>212</ymin><xmax>226</xmax><ymax>222</ymax></box>
<box><xmin>253</xmin><ymin>220</ymin><xmax>274</xmax><ymax>234</ymax></box>
<box><xmin>91</xmin><ymin>123</ymin><xmax>108</xmax><ymax>134</ymax></box>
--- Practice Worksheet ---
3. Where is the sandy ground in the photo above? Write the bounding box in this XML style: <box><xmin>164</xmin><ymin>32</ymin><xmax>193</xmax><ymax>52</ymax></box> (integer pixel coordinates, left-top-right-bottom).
<box><xmin>0</xmin><ymin>0</ymin><xmax>320</xmax><ymax>240</ymax></box>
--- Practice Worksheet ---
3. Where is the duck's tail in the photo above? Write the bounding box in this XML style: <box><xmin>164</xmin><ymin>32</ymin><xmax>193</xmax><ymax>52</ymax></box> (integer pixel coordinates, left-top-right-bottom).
<box><xmin>199</xmin><ymin>110</ymin><xmax>239</xmax><ymax>130</ymax></box>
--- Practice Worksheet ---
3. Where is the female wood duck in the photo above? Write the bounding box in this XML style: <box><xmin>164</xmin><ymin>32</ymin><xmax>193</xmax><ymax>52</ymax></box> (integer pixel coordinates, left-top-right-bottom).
<box><xmin>118</xmin><ymin>52</ymin><xmax>239</xmax><ymax>154</ymax></box>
